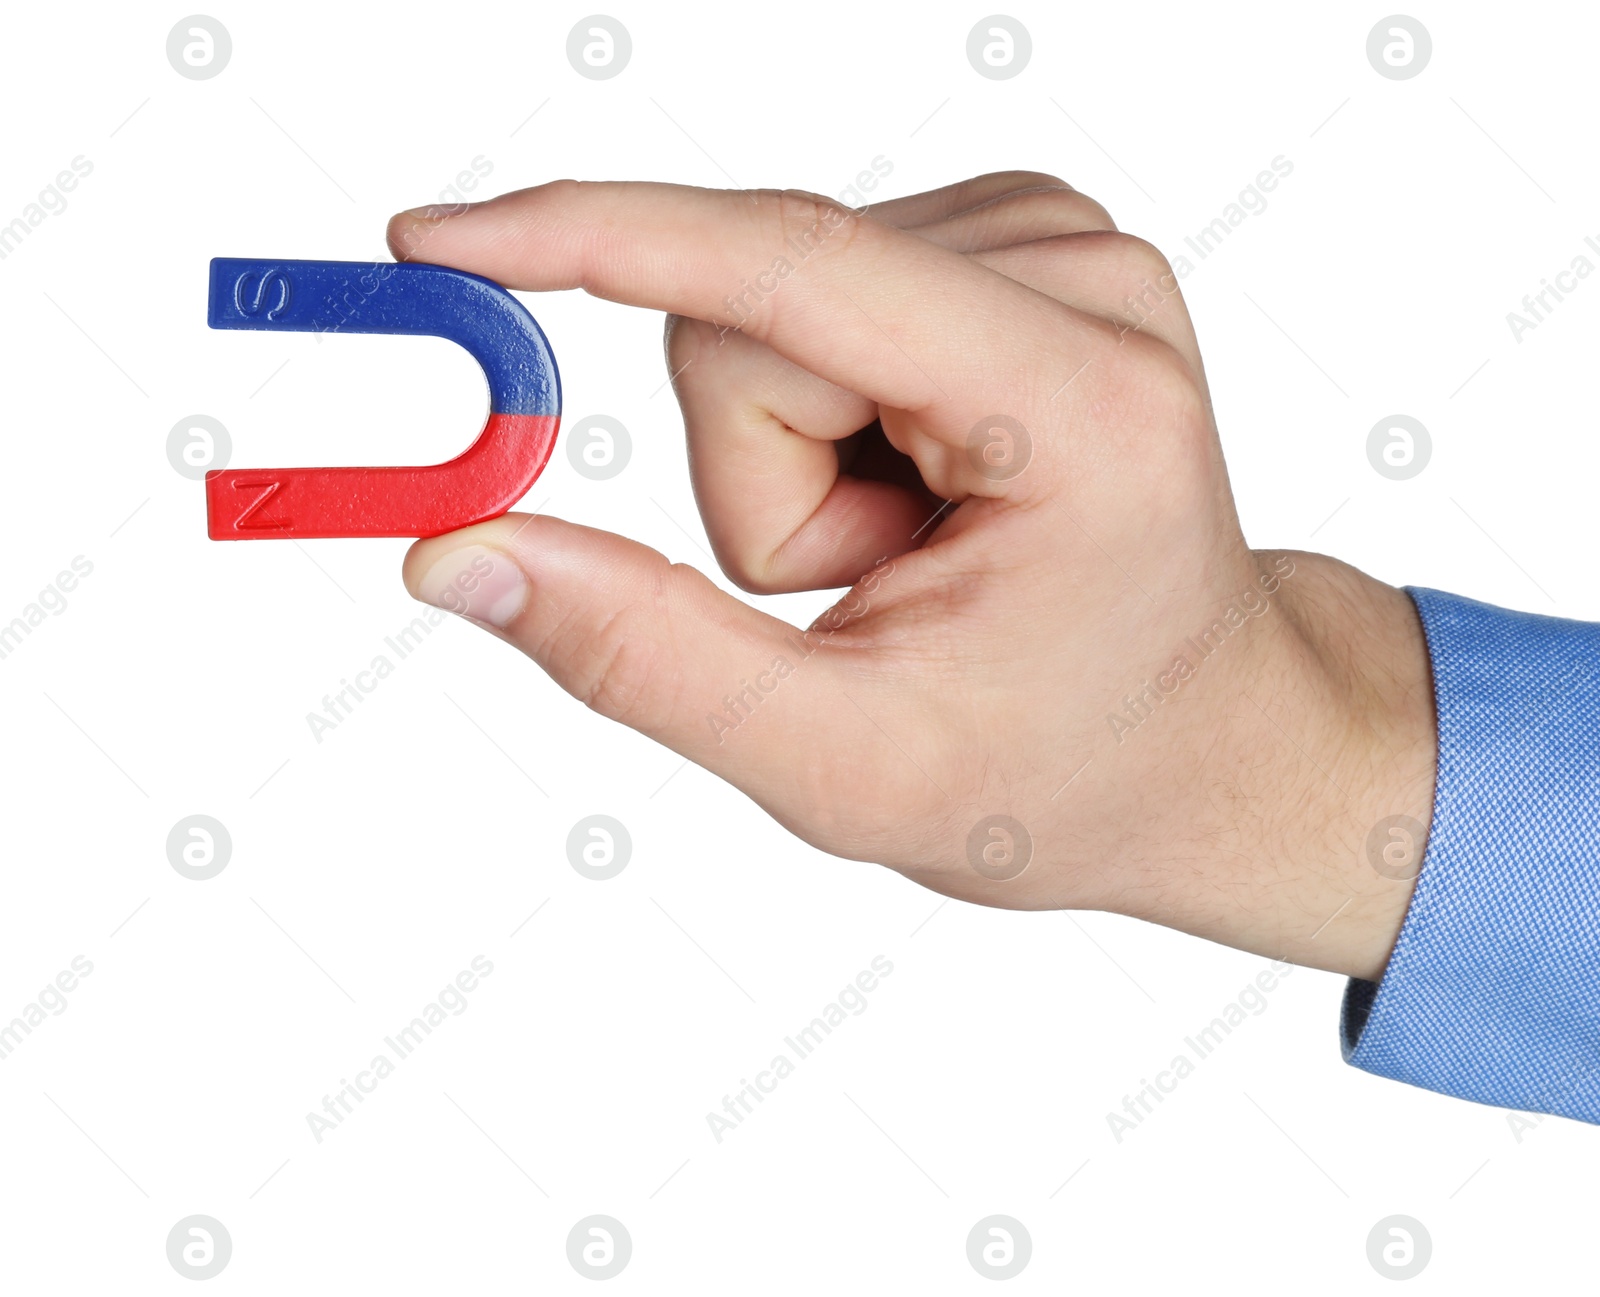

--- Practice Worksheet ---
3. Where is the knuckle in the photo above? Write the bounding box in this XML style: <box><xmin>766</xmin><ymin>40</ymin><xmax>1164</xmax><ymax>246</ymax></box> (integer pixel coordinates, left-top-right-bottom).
<box><xmin>1124</xmin><ymin>331</ymin><xmax>1209</xmax><ymax>432</ymax></box>
<box><xmin>806</xmin><ymin>765</ymin><xmax>956</xmax><ymax>866</ymax></box>
<box><xmin>969</xmin><ymin>169</ymin><xmax>1074</xmax><ymax>198</ymax></box>
<box><xmin>716</xmin><ymin>532</ymin><xmax>816</xmax><ymax>595</ymax></box>
<box><xmin>1079</xmin><ymin>231</ymin><xmax>1195</xmax><ymax>356</ymax></box>
<box><xmin>708</xmin><ymin>541</ymin><xmax>767</xmax><ymax>594</ymax></box>
<box><xmin>541</xmin><ymin>177</ymin><xmax>585</xmax><ymax>204</ymax></box>
<box><xmin>1000</xmin><ymin>186</ymin><xmax>1116</xmax><ymax>234</ymax></box>
<box><xmin>723</xmin><ymin>561</ymin><xmax>783</xmax><ymax>596</ymax></box>
<box><xmin>938</xmin><ymin>187</ymin><xmax>1115</xmax><ymax>249</ymax></box>
<box><xmin>575</xmin><ymin>610</ymin><xmax>666</xmax><ymax>729</ymax></box>
<box><xmin>1104</xmin><ymin>232</ymin><xmax>1178</xmax><ymax>285</ymax></box>
<box><xmin>664</xmin><ymin>312</ymin><xmax>720</xmax><ymax>370</ymax></box>
<box><xmin>1002</xmin><ymin>169</ymin><xmax>1072</xmax><ymax>190</ymax></box>
<box><xmin>753</xmin><ymin>188</ymin><xmax>865</xmax><ymax>261</ymax></box>
<box><xmin>555</xmin><ymin>562</ymin><xmax>696</xmax><ymax>732</ymax></box>
<box><xmin>695</xmin><ymin>525</ymin><xmax>774</xmax><ymax>595</ymax></box>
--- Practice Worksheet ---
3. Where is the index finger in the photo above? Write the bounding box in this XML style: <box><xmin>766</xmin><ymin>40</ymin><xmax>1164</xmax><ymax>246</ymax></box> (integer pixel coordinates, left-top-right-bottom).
<box><xmin>387</xmin><ymin>180</ymin><xmax>1105</xmax><ymax>424</ymax></box>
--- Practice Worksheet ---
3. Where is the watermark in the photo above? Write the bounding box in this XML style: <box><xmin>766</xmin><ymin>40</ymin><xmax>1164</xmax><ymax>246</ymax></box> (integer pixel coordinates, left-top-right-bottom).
<box><xmin>0</xmin><ymin>956</ymin><xmax>94</xmax><ymax>1065</ymax></box>
<box><xmin>967</xmin><ymin>815</ymin><xmax>1032</xmax><ymax>881</ymax></box>
<box><xmin>566</xmin><ymin>415</ymin><xmax>631</xmax><ymax>480</ymax></box>
<box><xmin>1112</xmin><ymin>156</ymin><xmax>1294</xmax><ymax>342</ymax></box>
<box><xmin>167</xmin><ymin>415</ymin><xmax>231</xmax><ymax>479</ymax></box>
<box><xmin>966</xmin><ymin>1215</ymin><xmax>1031</xmax><ymax>1280</ymax></box>
<box><xmin>0</xmin><ymin>555</ymin><xmax>94</xmax><ymax>663</ymax></box>
<box><xmin>305</xmin><ymin>658</ymin><xmax>399</xmax><ymax>743</ymax></box>
<box><xmin>306</xmin><ymin>556</ymin><xmax>494</xmax><ymax>743</ymax></box>
<box><xmin>321</xmin><ymin>156</ymin><xmax>496</xmax><ymax>337</ymax></box>
<box><xmin>966</xmin><ymin>415</ymin><xmax>1032</xmax><ymax>482</ymax></box>
<box><xmin>305</xmin><ymin>957</ymin><xmax>494</xmax><ymax>1142</ymax></box>
<box><xmin>566</xmin><ymin>1215</ymin><xmax>631</xmax><ymax>1278</ymax></box>
<box><xmin>966</xmin><ymin>16</ymin><xmax>1031</xmax><ymax>80</ymax></box>
<box><xmin>706</xmin><ymin>557</ymin><xmax>897</xmax><ymax>742</ymax></box>
<box><xmin>1107</xmin><ymin>557</ymin><xmax>1295</xmax><ymax>743</ymax></box>
<box><xmin>1106</xmin><ymin>957</ymin><xmax>1293</xmax><ymax>1142</ymax></box>
<box><xmin>1365</xmin><ymin>814</ymin><xmax>1427</xmax><ymax>881</ymax></box>
<box><xmin>566</xmin><ymin>815</ymin><xmax>631</xmax><ymax>880</ymax></box>
<box><xmin>1366</xmin><ymin>1214</ymin><xmax>1431</xmax><ymax>1279</ymax></box>
<box><xmin>167</xmin><ymin>16</ymin><xmax>231</xmax><ymax>80</ymax></box>
<box><xmin>713</xmin><ymin>157</ymin><xmax>895</xmax><ymax>343</ymax></box>
<box><xmin>1367</xmin><ymin>16</ymin><xmax>1431</xmax><ymax>80</ymax></box>
<box><xmin>705</xmin><ymin>957</ymin><xmax>894</xmax><ymax>1142</ymax></box>
<box><xmin>167</xmin><ymin>815</ymin><xmax>232</xmax><ymax>881</ymax></box>
<box><xmin>1179</xmin><ymin>158</ymin><xmax>1294</xmax><ymax>269</ymax></box>
<box><xmin>166</xmin><ymin>1214</ymin><xmax>232</xmax><ymax>1279</ymax></box>
<box><xmin>1506</xmin><ymin>236</ymin><xmax>1600</xmax><ymax>342</ymax></box>
<box><xmin>1366</xmin><ymin>415</ymin><xmax>1431</xmax><ymax>480</ymax></box>
<box><xmin>566</xmin><ymin>16</ymin><xmax>631</xmax><ymax>80</ymax></box>
<box><xmin>1505</xmin><ymin>1059</ymin><xmax>1600</xmax><ymax>1143</ymax></box>
<box><xmin>0</xmin><ymin>156</ymin><xmax>93</xmax><ymax>263</ymax></box>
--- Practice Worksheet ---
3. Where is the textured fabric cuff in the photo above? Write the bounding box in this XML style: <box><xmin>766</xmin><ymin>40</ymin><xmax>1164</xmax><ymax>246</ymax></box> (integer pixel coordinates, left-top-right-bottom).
<box><xmin>1341</xmin><ymin>586</ymin><xmax>1600</xmax><ymax>1123</ymax></box>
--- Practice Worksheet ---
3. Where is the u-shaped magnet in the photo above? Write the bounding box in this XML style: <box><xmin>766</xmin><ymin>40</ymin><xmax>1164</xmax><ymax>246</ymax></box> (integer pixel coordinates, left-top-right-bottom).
<box><xmin>205</xmin><ymin>257</ymin><xmax>561</xmax><ymax>539</ymax></box>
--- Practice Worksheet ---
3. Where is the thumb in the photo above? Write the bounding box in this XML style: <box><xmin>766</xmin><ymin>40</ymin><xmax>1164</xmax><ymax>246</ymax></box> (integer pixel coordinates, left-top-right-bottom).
<box><xmin>403</xmin><ymin>513</ymin><xmax>843</xmax><ymax>804</ymax></box>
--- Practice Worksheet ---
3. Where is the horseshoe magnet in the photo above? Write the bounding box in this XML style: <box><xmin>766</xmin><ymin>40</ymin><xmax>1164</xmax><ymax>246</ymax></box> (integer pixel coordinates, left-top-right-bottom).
<box><xmin>204</xmin><ymin>257</ymin><xmax>561</xmax><ymax>539</ymax></box>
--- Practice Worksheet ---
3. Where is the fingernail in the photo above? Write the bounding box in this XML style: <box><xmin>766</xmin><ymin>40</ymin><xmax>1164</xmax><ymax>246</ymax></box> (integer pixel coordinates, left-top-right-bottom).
<box><xmin>416</xmin><ymin>545</ymin><xmax>527</xmax><ymax>627</ymax></box>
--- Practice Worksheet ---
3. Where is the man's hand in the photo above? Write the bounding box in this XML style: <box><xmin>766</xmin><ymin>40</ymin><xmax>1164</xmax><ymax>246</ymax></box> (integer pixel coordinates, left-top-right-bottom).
<box><xmin>388</xmin><ymin>174</ymin><xmax>1437</xmax><ymax>982</ymax></box>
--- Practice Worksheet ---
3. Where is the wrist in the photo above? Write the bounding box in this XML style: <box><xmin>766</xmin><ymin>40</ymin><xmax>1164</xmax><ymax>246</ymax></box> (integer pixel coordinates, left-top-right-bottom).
<box><xmin>1247</xmin><ymin>552</ymin><xmax>1437</xmax><ymax>979</ymax></box>
<box><xmin>1115</xmin><ymin>551</ymin><xmax>1437</xmax><ymax>981</ymax></box>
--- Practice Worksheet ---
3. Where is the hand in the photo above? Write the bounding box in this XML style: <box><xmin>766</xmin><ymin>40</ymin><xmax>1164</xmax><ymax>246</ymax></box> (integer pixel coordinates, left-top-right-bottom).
<box><xmin>388</xmin><ymin>174</ymin><xmax>1437</xmax><ymax>982</ymax></box>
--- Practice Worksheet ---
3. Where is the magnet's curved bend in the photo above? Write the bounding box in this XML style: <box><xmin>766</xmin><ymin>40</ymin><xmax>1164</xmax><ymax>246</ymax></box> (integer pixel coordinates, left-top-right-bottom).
<box><xmin>205</xmin><ymin>257</ymin><xmax>562</xmax><ymax>539</ymax></box>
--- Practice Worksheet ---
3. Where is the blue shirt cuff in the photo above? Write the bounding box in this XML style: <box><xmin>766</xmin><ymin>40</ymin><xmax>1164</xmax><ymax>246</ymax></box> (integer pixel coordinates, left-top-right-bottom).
<box><xmin>1342</xmin><ymin>586</ymin><xmax>1600</xmax><ymax>1122</ymax></box>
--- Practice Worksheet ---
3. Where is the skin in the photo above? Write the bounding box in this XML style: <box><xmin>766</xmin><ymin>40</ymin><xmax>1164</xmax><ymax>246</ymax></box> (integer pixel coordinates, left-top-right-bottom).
<box><xmin>387</xmin><ymin>173</ymin><xmax>1438</xmax><ymax>983</ymax></box>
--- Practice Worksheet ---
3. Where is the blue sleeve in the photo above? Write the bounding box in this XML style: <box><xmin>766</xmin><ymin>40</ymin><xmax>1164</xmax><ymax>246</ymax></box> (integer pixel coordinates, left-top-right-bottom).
<box><xmin>1341</xmin><ymin>586</ymin><xmax>1600</xmax><ymax>1123</ymax></box>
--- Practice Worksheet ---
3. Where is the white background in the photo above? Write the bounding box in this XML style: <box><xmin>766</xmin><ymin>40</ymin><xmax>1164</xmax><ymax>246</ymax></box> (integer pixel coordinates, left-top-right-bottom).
<box><xmin>1</xmin><ymin>0</ymin><xmax>1594</xmax><ymax>1291</ymax></box>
